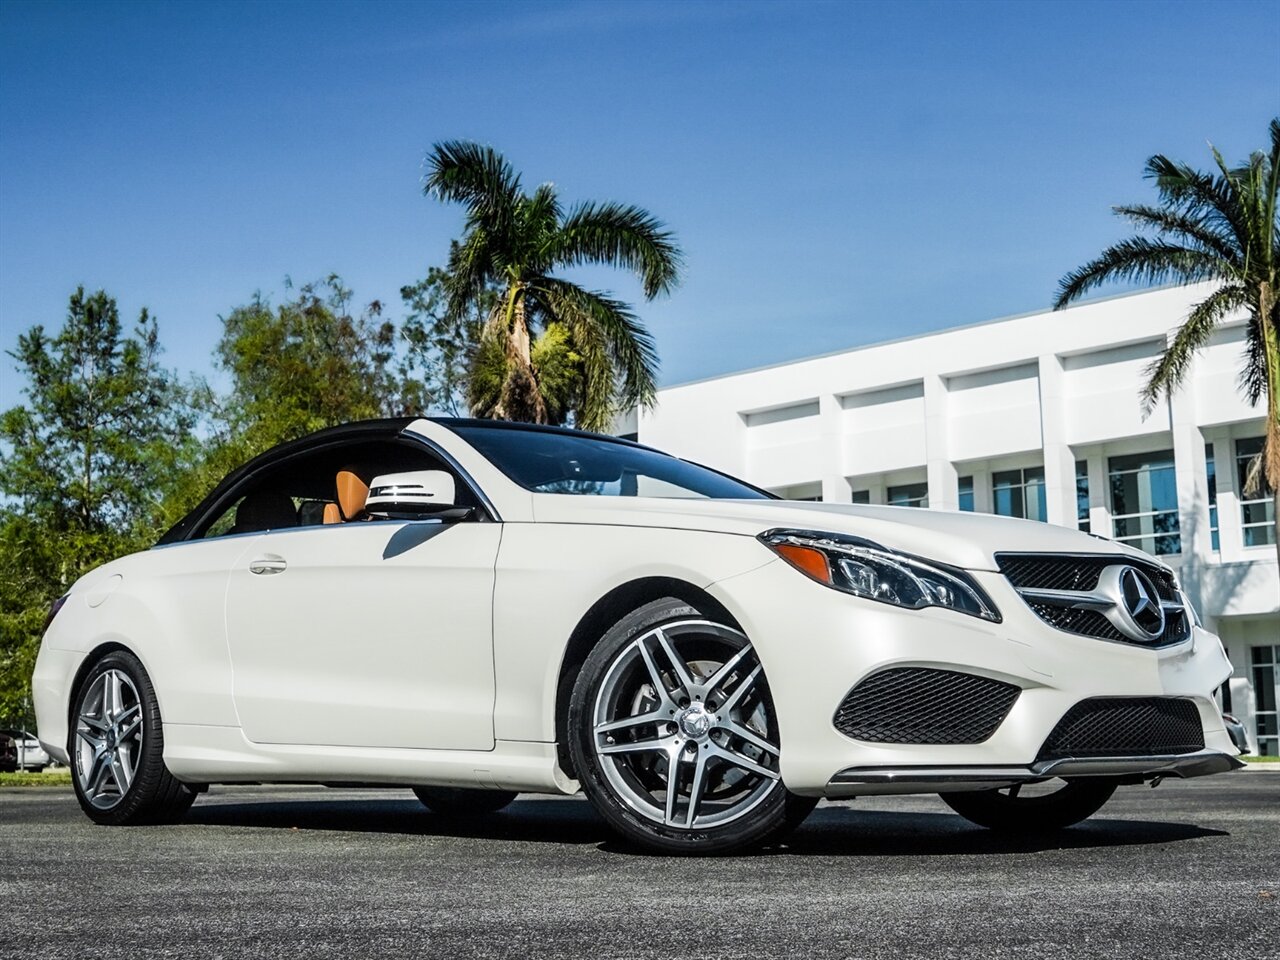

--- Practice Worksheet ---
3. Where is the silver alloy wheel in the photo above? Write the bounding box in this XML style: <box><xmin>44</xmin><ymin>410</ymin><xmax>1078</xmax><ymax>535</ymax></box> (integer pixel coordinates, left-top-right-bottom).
<box><xmin>75</xmin><ymin>669</ymin><xmax>144</xmax><ymax>810</ymax></box>
<box><xmin>591</xmin><ymin>619</ymin><xmax>782</xmax><ymax>829</ymax></box>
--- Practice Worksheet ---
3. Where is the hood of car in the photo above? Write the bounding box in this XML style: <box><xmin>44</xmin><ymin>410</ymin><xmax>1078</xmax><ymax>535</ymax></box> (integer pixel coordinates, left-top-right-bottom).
<box><xmin>529</xmin><ymin>495</ymin><xmax>1157</xmax><ymax>572</ymax></box>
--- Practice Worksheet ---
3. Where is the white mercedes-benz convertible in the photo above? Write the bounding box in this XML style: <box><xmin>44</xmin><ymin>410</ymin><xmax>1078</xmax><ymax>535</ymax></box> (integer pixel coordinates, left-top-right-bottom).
<box><xmin>33</xmin><ymin>417</ymin><xmax>1242</xmax><ymax>854</ymax></box>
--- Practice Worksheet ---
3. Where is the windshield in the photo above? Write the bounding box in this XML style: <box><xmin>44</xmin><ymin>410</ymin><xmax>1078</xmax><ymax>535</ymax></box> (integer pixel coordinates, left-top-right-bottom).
<box><xmin>453</xmin><ymin>426</ymin><xmax>770</xmax><ymax>500</ymax></box>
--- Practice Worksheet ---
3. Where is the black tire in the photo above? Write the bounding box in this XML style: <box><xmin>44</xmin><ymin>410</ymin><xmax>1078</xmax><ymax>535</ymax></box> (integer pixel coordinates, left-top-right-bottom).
<box><xmin>941</xmin><ymin>779</ymin><xmax>1117</xmax><ymax>832</ymax></box>
<box><xmin>68</xmin><ymin>650</ymin><xmax>196</xmax><ymax>826</ymax></box>
<box><xmin>569</xmin><ymin>598</ymin><xmax>816</xmax><ymax>856</ymax></box>
<box><xmin>412</xmin><ymin>786</ymin><xmax>518</xmax><ymax>816</ymax></box>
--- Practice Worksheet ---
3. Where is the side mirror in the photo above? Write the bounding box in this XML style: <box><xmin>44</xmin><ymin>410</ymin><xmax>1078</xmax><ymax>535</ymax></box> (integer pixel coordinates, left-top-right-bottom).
<box><xmin>364</xmin><ymin>471</ymin><xmax>472</xmax><ymax>521</ymax></box>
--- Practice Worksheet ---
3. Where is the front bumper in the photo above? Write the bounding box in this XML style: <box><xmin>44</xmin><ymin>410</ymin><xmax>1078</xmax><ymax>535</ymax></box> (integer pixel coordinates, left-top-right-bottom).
<box><xmin>708</xmin><ymin>559</ymin><xmax>1239</xmax><ymax>797</ymax></box>
<box><xmin>827</xmin><ymin>749</ymin><xmax>1245</xmax><ymax>797</ymax></box>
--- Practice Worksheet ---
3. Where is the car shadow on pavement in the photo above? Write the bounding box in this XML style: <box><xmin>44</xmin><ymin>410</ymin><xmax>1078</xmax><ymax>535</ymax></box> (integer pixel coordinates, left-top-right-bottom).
<box><xmin>185</xmin><ymin>795</ymin><xmax>613</xmax><ymax>845</ymax></box>
<box><xmin>184</xmin><ymin>794</ymin><xmax>1227</xmax><ymax>856</ymax></box>
<box><xmin>770</xmin><ymin>805</ymin><xmax>1229</xmax><ymax>857</ymax></box>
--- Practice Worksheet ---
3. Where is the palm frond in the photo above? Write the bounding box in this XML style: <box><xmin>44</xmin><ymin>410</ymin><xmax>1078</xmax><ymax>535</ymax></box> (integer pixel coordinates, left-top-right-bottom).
<box><xmin>1112</xmin><ymin>204</ymin><xmax>1241</xmax><ymax>269</ymax></box>
<box><xmin>534</xmin><ymin>278</ymin><xmax>659</xmax><ymax>416</ymax></box>
<box><xmin>1054</xmin><ymin>238</ymin><xmax>1229</xmax><ymax>309</ymax></box>
<box><xmin>1145</xmin><ymin>154</ymin><xmax>1249</xmax><ymax>248</ymax></box>
<box><xmin>1267</xmin><ymin>120</ymin><xmax>1280</xmax><ymax>258</ymax></box>
<box><xmin>554</xmin><ymin>202</ymin><xmax>683</xmax><ymax>299</ymax></box>
<box><xmin>1141</xmin><ymin>284</ymin><xmax>1247</xmax><ymax>410</ymax></box>
<box><xmin>1240</xmin><ymin>314</ymin><xmax>1269</xmax><ymax>407</ymax></box>
<box><xmin>465</xmin><ymin>331</ymin><xmax>502</xmax><ymax>416</ymax></box>
<box><xmin>443</xmin><ymin>229</ymin><xmax>495</xmax><ymax>320</ymax></box>
<box><xmin>528</xmin><ymin>322</ymin><xmax>582</xmax><ymax>422</ymax></box>
<box><xmin>517</xmin><ymin>183</ymin><xmax>562</xmax><ymax>273</ymax></box>
<box><xmin>425</xmin><ymin>141</ymin><xmax>522</xmax><ymax>229</ymax></box>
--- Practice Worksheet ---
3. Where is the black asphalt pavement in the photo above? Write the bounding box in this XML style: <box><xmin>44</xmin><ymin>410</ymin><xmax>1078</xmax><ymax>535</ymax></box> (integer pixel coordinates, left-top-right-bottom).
<box><xmin>2</xmin><ymin>775</ymin><xmax>1277</xmax><ymax>959</ymax></box>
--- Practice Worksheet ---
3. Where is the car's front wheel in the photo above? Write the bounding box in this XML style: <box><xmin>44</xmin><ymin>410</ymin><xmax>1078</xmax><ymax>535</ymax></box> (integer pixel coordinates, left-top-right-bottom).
<box><xmin>569</xmin><ymin>598</ymin><xmax>816</xmax><ymax>855</ymax></box>
<box><xmin>941</xmin><ymin>779</ymin><xmax>1116</xmax><ymax>832</ymax></box>
<box><xmin>69</xmin><ymin>650</ymin><xmax>197</xmax><ymax>825</ymax></box>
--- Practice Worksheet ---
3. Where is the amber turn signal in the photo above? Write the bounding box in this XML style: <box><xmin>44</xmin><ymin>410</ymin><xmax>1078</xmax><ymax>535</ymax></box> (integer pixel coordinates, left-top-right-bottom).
<box><xmin>772</xmin><ymin>543</ymin><xmax>833</xmax><ymax>584</ymax></box>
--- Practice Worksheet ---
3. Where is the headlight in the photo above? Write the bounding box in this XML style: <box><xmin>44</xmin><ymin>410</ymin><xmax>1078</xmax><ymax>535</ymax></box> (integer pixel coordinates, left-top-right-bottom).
<box><xmin>759</xmin><ymin>529</ymin><xmax>1001</xmax><ymax>622</ymax></box>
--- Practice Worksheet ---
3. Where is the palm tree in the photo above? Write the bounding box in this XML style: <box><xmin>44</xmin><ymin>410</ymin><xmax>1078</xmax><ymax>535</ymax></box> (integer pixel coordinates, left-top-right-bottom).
<box><xmin>1055</xmin><ymin>119</ymin><xmax>1280</xmax><ymax>564</ymax></box>
<box><xmin>424</xmin><ymin>141</ymin><xmax>682</xmax><ymax>432</ymax></box>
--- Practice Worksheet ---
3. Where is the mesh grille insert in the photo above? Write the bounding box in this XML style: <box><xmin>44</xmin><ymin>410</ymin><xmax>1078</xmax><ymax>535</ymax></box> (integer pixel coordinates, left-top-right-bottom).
<box><xmin>833</xmin><ymin>668</ymin><xmax>1020</xmax><ymax>745</ymax></box>
<box><xmin>999</xmin><ymin>554</ymin><xmax>1179</xmax><ymax>601</ymax></box>
<box><xmin>1037</xmin><ymin>697</ymin><xmax>1204</xmax><ymax>760</ymax></box>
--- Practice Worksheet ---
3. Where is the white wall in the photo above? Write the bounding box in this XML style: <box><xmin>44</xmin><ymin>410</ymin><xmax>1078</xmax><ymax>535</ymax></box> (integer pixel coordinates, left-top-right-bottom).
<box><xmin>639</xmin><ymin>282</ymin><xmax>1278</xmax><ymax>625</ymax></box>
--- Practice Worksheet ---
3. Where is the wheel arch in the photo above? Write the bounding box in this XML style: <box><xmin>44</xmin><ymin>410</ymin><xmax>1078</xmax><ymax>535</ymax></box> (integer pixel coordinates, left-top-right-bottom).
<box><xmin>553</xmin><ymin>576</ymin><xmax>743</xmax><ymax>778</ymax></box>
<box><xmin>65</xmin><ymin>640</ymin><xmax>152</xmax><ymax>731</ymax></box>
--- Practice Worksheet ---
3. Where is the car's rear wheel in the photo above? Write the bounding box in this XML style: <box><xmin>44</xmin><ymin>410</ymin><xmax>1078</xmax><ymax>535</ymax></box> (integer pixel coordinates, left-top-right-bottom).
<box><xmin>413</xmin><ymin>786</ymin><xmax>518</xmax><ymax>816</ymax></box>
<box><xmin>569</xmin><ymin>598</ymin><xmax>816</xmax><ymax>855</ymax></box>
<box><xmin>941</xmin><ymin>778</ymin><xmax>1116</xmax><ymax>832</ymax></box>
<box><xmin>69</xmin><ymin>650</ymin><xmax>197</xmax><ymax>825</ymax></box>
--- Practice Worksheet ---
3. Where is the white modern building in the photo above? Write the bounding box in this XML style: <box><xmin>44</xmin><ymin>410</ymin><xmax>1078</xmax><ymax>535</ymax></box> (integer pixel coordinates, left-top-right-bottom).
<box><xmin>634</xmin><ymin>283</ymin><xmax>1279</xmax><ymax>754</ymax></box>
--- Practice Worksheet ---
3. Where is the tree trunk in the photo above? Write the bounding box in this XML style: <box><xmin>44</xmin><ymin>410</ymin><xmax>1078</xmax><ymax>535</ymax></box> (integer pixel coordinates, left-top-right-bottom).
<box><xmin>1274</xmin><ymin>484</ymin><xmax>1280</xmax><ymax>573</ymax></box>
<box><xmin>1259</xmin><ymin>288</ymin><xmax>1280</xmax><ymax>573</ymax></box>
<box><xmin>500</xmin><ymin>290</ymin><xmax>548</xmax><ymax>424</ymax></box>
<box><xmin>510</xmin><ymin>293</ymin><xmax>531</xmax><ymax>370</ymax></box>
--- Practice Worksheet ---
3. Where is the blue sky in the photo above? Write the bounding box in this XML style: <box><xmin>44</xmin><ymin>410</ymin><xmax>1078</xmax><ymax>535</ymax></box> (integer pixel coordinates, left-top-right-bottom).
<box><xmin>1</xmin><ymin>0</ymin><xmax>1277</xmax><ymax>410</ymax></box>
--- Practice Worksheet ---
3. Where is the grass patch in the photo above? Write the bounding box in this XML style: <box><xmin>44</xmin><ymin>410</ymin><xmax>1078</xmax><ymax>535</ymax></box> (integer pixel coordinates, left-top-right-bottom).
<box><xmin>1242</xmin><ymin>755</ymin><xmax>1280</xmax><ymax>763</ymax></box>
<box><xmin>0</xmin><ymin>768</ymin><xmax>72</xmax><ymax>787</ymax></box>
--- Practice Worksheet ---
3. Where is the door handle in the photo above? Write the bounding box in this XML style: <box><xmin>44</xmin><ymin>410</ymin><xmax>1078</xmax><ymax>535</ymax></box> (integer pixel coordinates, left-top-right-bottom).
<box><xmin>248</xmin><ymin>555</ymin><xmax>287</xmax><ymax>575</ymax></box>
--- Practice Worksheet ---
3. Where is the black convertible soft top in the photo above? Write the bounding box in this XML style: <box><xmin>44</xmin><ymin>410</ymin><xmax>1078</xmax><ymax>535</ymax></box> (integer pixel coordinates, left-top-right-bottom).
<box><xmin>156</xmin><ymin>418</ymin><xmax>418</xmax><ymax>545</ymax></box>
<box><xmin>155</xmin><ymin>417</ymin><xmax>658</xmax><ymax>545</ymax></box>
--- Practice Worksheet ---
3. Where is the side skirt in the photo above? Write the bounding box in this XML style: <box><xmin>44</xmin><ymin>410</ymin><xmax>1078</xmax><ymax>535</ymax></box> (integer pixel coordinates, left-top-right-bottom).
<box><xmin>162</xmin><ymin>724</ymin><xmax>580</xmax><ymax>795</ymax></box>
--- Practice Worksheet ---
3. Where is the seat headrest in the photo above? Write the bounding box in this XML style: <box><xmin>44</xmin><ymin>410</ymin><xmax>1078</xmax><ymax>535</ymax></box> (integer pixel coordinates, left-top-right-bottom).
<box><xmin>322</xmin><ymin>502</ymin><xmax>342</xmax><ymax>524</ymax></box>
<box><xmin>233</xmin><ymin>491</ymin><xmax>297</xmax><ymax>534</ymax></box>
<box><xmin>336</xmin><ymin>469</ymin><xmax>370</xmax><ymax>521</ymax></box>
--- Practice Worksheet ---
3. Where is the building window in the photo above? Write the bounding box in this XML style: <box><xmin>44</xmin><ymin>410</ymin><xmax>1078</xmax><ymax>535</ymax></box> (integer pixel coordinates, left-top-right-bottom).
<box><xmin>992</xmin><ymin>466</ymin><xmax>1046</xmax><ymax>522</ymax></box>
<box><xmin>1236</xmin><ymin>437</ymin><xmax>1276</xmax><ymax>547</ymax></box>
<box><xmin>1206</xmin><ymin>443</ymin><xmax>1219</xmax><ymax>551</ymax></box>
<box><xmin>1108</xmin><ymin>450</ymin><xmax>1181</xmax><ymax>556</ymax></box>
<box><xmin>887</xmin><ymin>482</ymin><xmax>928</xmax><ymax>508</ymax></box>
<box><xmin>958</xmin><ymin>476</ymin><xmax>974</xmax><ymax>512</ymax></box>
<box><xmin>851</xmin><ymin>490</ymin><xmax>871</xmax><ymax>504</ymax></box>
<box><xmin>1252</xmin><ymin>645</ymin><xmax>1278</xmax><ymax>757</ymax></box>
<box><xmin>1076</xmin><ymin>460</ymin><xmax>1091</xmax><ymax>534</ymax></box>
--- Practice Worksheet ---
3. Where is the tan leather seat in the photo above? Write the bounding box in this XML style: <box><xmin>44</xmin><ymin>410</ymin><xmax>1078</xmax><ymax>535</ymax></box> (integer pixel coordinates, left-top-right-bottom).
<box><xmin>322</xmin><ymin>502</ymin><xmax>342</xmax><ymax>524</ymax></box>
<box><xmin>335</xmin><ymin>468</ymin><xmax>370</xmax><ymax>521</ymax></box>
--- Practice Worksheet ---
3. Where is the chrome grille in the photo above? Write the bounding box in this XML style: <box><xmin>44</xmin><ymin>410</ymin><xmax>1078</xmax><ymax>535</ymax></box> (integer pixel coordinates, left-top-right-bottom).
<box><xmin>999</xmin><ymin>554</ymin><xmax>1179</xmax><ymax>601</ymax></box>
<box><xmin>996</xmin><ymin>552</ymin><xmax>1190</xmax><ymax>647</ymax></box>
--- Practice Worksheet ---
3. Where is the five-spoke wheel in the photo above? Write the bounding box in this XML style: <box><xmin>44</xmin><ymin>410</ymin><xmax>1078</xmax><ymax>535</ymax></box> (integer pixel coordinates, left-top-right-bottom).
<box><xmin>570</xmin><ymin>599</ymin><xmax>815</xmax><ymax>854</ymax></box>
<box><xmin>75</xmin><ymin>668</ymin><xmax>145</xmax><ymax>810</ymax></box>
<box><xmin>69</xmin><ymin>650</ymin><xmax>197</xmax><ymax>825</ymax></box>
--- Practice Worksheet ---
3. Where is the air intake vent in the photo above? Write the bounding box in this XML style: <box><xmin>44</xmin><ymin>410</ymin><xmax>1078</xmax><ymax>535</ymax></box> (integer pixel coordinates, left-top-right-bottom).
<box><xmin>1037</xmin><ymin>697</ymin><xmax>1204</xmax><ymax>761</ymax></box>
<box><xmin>833</xmin><ymin>668</ymin><xmax>1020</xmax><ymax>744</ymax></box>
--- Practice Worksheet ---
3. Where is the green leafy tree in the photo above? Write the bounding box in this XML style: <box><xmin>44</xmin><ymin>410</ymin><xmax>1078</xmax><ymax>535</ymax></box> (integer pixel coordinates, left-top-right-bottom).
<box><xmin>1055</xmin><ymin>119</ymin><xmax>1280</xmax><ymax>563</ymax></box>
<box><xmin>215</xmin><ymin>274</ymin><xmax>426</xmax><ymax>456</ymax></box>
<box><xmin>398</xmin><ymin>259</ymin><xmax>499</xmax><ymax>416</ymax></box>
<box><xmin>0</xmin><ymin>288</ymin><xmax>193</xmax><ymax>726</ymax></box>
<box><xmin>424</xmin><ymin>141</ymin><xmax>682</xmax><ymax>432</ymax></box>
